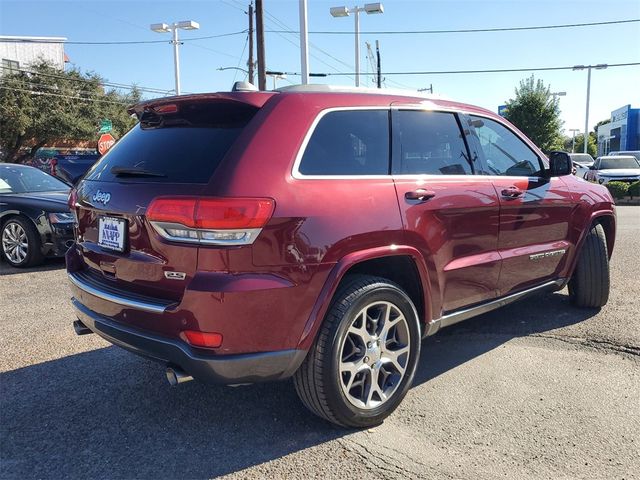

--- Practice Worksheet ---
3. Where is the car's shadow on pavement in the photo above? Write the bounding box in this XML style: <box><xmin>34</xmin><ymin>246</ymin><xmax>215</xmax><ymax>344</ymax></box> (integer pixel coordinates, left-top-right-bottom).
<box><xmin>0</xmin><ymin>290</ymin><xmax>598</xmax><ymax>479</ymax></box>
<box><xmin>414</xmin><ymin>289</ymin><xmax>599</xmax><ymax>386</ymax></box>
<box><xmin>0</xmin><ymin>257</ymin><xmax>66</xmax><ymax>276</ymax></box>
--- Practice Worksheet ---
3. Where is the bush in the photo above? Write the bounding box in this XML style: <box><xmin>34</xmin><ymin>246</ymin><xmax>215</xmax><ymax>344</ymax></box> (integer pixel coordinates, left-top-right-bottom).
<box><xmin>606</xmin><ymin>181</ymin><xmax>629</xmax><ymax>199</ymax></box>
<box><xmin>628</xmin><ymin>181</ymin><xmax>640</xmax><ymax>198</ymax></box>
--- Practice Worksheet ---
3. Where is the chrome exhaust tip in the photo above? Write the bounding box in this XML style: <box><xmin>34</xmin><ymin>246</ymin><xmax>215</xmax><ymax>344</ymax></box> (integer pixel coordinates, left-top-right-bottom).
<box><xmin>73</xmin><ymin>319</ymin><xmax>93</xmax><ymax>336</ymax></box>
<box><xmin>166</xmin><ymin>366</ymin><xmax>193</xmax><ymax>386</ymax></box>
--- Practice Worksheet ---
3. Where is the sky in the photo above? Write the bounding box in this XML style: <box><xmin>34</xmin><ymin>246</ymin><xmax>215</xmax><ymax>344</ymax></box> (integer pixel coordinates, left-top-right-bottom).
<box><xmin>1</xmin><ymin>0</ymin><xmax>639</xmax><ymax>136</ymax></box>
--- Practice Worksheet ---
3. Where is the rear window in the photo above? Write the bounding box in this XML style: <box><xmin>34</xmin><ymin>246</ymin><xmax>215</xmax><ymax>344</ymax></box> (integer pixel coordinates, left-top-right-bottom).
<box><xmin>85</xmin><ymin>102</ymin><xmax>258</xmax><ymax>183</ymax></box>
<box><xmin>298</xmin><ymin>110</ymin><xmax>389</xmax><ymax>176</ymax></box>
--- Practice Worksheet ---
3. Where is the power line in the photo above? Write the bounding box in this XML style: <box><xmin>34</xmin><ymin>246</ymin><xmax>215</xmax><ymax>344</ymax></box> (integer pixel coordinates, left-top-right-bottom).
<box><xmin>0</xmin><ymin>85</ymin><xmax>131</xmax><ymax>105</ymax></box>
<box><xmin>259</xmin><ymin>6</ymin><xmax>356</xmax><ymax>82</ymax></box>
<box><xmin>2</xmin><ymin>66</ymin><xmax>176</xmax><ymax>95</ymax></box>
<box><xmin>267</xmin><ymin>61</ymin><xmax>640</xmax><ymax>77</ymax></box>
<box><xmin>266</xmin><ymin>18</ymin><xmax>640</xmax><ymax>35</ymax></box>
<box><xmin>0</xmin><ymin>30</ymin><xmax>247</xmax><ymax>45</ymax></box>
<box><xmin>232</xmin><ymin>34</ymin><xmax>250</xmax><ymax>83</ymax></box>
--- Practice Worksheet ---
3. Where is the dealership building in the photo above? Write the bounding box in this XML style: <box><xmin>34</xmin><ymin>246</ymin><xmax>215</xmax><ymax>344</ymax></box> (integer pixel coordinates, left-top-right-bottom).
<box><xmin>596</xmin><ymin>105</ymin><xmax>640</xmax><ymax>156</ymax></box>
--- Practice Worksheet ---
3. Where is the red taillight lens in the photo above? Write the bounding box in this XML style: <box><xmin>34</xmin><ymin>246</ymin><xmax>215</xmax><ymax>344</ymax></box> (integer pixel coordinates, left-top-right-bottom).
<box><xmin>181</xmin><ymin>330</ymin><xmax>223</xmax><ymax>348</ymax></box>
<box><xmin>146</xmin><ymin>197</ymin><xmax>197</xmax><ymax>226</ymax></box>
<box><xmin>146</xmin><ymin>197</ymin><xmax>274</xmax><ymax>230</ymax></box>
<box><xmin>67</xmin><ymin>188</ymin><xmax>78</xmax><ymax>209</ymax></box>
<box><xmin>195</xmin><ymin>198</ymin><xmax>274</xmax><ymax>229</ymax></box>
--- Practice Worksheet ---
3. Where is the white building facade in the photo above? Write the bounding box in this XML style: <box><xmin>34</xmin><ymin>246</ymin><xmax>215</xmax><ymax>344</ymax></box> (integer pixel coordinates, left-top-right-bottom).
<box><xmin>0</xmin><ymin>36</ymin><xmax>67</xmax><ymax>75</ymax></box>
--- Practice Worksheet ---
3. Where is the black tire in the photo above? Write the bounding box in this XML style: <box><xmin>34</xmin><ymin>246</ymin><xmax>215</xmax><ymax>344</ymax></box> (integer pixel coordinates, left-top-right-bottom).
<box><xmin>568</xmin><ymin>223</ymin><xmax>610</xmax><ymax>308</ymax></box>
<box><xmin>1</xmin><ymin>216</ymin><xmax>44</xmax><ymax>268</ymax></box>
<box><xmin>294</xmin><ymin>275</ymin><xmax>421</xmax><ymax>428</ymax></box>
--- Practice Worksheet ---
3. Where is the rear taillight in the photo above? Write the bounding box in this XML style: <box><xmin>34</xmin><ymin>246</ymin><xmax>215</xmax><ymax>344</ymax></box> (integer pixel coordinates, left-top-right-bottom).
<box><xmin>180</xmin><ymin>330</ymin><xmax>223</xmax><ymax>348</ymax></box>
<box><xmin>146</xmin><ymin>196</ymin><xmax>275</xmax><ymax>245</ymax></box>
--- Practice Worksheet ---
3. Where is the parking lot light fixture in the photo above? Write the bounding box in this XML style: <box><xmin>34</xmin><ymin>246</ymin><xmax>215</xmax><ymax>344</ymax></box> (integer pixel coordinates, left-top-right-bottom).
<box><xmin>573</xmin><ymin>64</ymin><xmax>608</xmax><ymax>153</ymax></box>
<box><xmin>150</xmin><ymin>20</ymin><xmax>200</xmax><ymax>95</ymax></box>
<box><xmin>329</xmin><ymin>3</ymin><xmax>384</xmax><ymax>87</ymax></box>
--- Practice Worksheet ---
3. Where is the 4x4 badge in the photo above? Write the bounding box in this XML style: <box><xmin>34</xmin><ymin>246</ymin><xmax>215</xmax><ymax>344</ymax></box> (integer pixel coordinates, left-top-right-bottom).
<box><xmin>92</xmin><ymin>190</ymin><xmax>111</xmax><ymax>205</ymax></box>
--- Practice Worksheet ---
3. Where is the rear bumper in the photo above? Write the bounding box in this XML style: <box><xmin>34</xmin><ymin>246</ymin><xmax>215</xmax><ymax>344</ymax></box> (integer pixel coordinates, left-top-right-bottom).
<box><xmin>72</xmin><ymin>299</ymin><xmax>306</xmax><ymax>384</ymax></box>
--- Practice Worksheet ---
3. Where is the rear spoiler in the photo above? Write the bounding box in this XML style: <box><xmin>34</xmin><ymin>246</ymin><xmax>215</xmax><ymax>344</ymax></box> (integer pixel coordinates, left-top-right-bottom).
<box><xmin>127</xmin><ymin>92</ymin><xmax>276</xmax><ymax>119</ymax></box>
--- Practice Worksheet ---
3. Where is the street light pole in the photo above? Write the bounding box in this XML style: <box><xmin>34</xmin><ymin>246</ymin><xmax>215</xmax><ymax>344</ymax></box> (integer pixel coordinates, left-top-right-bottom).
<box><xmin>573</xmin><ymin>64</ymin><xmax>607</xmax><ymax>154</ymax></box>
<box><xmin>330</xmin><ymin>3</ymin><xmax>384</xmax><ymax>87</ymax></box>
<box><xmin>171</xmin><ymin>27</ymin><xmax>181</xmax><ymax>95</ymax></box>
<box><xmin>299</xmin><ymin>0</ymin><xmax>309</xmax><ymax>84</ymax></box>
<box><xmin>354</xmin><ymin>9</ymin><xmax>360</xmax><ymax>86</ymax></box>
<box><xmin>150</xmin><ymin>20</ymin><xmax>200</xmax><ymax>95</ymax></box>
<box><xmin>584</xmin><ymin>67</ymin><xmax>591</xmax><ymax>154</ymax></box>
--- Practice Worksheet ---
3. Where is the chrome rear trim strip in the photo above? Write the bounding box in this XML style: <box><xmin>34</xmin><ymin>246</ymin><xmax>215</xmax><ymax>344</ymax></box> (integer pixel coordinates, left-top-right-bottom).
<box><xmin>68</xmin><ymin>272</ymin><xmax>171</xmax><ymax>314</ymax></box>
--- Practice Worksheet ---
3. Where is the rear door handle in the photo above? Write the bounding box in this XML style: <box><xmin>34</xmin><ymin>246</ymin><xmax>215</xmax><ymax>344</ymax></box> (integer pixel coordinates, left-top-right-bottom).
<box><xmin>501</xmin><ymin>186</ymin><xmax>524</xmax><ymax>199</ymax></box>
<box><xmin>405</xmin><ymin>189</ymin><xmax>436</xmax><ymax>201</ymax></box>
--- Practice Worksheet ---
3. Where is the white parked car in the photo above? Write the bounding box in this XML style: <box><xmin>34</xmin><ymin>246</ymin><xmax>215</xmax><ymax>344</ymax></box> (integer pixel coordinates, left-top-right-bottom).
<box><xmin>584</xmin><ymin>155</ymin><xmax>640</xmax><ymax>184</ymax></box>
<box><xmin>569</xmin><ymin>153</ymin><xmax>594</xmax><ymax>179</ymax></box>
<box><xmin>608</xmin><ymin>150</ymin><xmax>640</xmax><ymax>162</ymax></box>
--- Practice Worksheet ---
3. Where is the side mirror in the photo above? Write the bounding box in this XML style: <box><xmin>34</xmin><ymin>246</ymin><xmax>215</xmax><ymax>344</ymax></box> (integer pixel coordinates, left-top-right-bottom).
<box><xmin>589</xmin><ymin>165</ymin><xmax>597</xmax><ymax>170</ymax></box>
<box><xmin>547</xmin><ymin>151</ymin><xmax>572</xmax><ymax>176</ymax></box>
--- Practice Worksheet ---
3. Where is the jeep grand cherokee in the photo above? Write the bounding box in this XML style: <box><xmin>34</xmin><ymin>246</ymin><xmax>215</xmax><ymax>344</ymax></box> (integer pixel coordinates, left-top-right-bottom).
<box><xmin>67</xmin><ymin>85</ymin><xmax>615</xmax><ymax>427</ymax></box>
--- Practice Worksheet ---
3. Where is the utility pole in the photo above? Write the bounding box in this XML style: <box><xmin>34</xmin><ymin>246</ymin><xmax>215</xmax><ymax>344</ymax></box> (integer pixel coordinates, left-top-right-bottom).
<box><xmin>248</xmin><ymin>2</ymin><xmax>254</xmax><ymax>85</ymax></box>
<box><xmin>418</xmin><ymin>84</ymin><xmax>433</xmax><ymax>94</ymax></box>
<box><xmin>255</xmin><ymin>0</ymin><xmax>266</xmax><ymax>90</ymax></box>
<box><xmin>375</xmin><ymin>40</ymin><xmax>381</xmax><ymax>88</ymax></box>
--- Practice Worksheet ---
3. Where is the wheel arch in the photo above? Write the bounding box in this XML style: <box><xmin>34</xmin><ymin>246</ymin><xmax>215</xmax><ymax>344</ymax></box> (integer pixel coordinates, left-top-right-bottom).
<box><xmin>591</xmin><ymin>212</ymin><xmax>615</xmax><ymax>259</ymax></box>
<box><xmin>295</xmin><ymin>246</ymin><xmax>432</xmax><ymax>352</ymax></box>
<box><xmin>562</xmin><ymin>210</ymin><xmax>615</xmax><ymax>286</ymax></box>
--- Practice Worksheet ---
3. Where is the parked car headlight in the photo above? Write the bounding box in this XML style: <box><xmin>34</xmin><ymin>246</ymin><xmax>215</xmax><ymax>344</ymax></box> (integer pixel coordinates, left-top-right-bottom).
<box><xmin>48</xmin><ymin>212</ymin><xmax>75</xmax><ymax>224</ymax></box>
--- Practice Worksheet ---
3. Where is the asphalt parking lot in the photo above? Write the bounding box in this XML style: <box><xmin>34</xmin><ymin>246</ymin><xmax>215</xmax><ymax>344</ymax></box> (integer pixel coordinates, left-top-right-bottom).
<box><xmin>1</xmin><ymin>206</ymin><xmax>638</xmax><ymax>480</ymax></box>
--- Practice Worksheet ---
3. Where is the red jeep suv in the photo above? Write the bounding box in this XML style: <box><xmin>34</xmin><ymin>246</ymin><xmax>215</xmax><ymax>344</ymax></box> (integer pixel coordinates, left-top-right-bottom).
<box><xmin>67</xmin><ymin>85</ymin><xmax>615</xmax><ymax>427</ymax></box>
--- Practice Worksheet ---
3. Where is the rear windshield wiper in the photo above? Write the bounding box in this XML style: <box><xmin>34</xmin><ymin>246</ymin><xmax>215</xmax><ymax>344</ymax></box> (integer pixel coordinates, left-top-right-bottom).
<box><xmin>110</xmin><ymin>166</ymin><xmax>167</xmax><ymax>178</ymax></box>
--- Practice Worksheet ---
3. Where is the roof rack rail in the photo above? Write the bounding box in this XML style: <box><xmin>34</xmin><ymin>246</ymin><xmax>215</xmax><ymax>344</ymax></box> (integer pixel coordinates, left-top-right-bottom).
<box><xmin>275</xmin><ymin>84</ymin><xmax>442</xmax><ymax>99</ymax></box>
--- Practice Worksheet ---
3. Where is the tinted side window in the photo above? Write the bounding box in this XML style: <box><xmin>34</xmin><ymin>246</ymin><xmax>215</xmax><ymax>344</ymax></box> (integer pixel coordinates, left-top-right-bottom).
<box><xmin>299</xmin><ymin>110</ymin><xmax>389</xmax><ymax>175</ymax></box>
<box><xmin>394</xmin><ymin>110</ymin><xmax>472</xmax><ymax>175</ymax></box>
<box><xmin>469</xmin><ymin>116</ymin><xmax>542</xmax><ymax>176</ymax></box>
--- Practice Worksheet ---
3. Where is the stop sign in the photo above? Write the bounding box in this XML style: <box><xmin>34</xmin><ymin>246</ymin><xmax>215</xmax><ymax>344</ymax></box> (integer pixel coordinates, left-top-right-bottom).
<box><xmin>97</xmin><ymin>133</ymin><xmax>116</xmax><ymax>155</ymax></box>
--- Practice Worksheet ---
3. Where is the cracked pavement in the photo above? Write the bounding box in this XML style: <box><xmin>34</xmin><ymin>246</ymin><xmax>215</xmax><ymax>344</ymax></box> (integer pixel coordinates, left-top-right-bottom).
<box><xmin>1</xmin><ymin>206</ymin><xmax>638</xmax><ymax>479</ymax></box>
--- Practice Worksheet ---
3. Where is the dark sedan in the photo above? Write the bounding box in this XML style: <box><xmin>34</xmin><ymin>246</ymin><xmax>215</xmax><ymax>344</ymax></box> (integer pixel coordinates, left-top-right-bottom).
<box><xmin>0</xmin><ymin>164</ymin><xmax>74</xmax><ymax>267</ymax></box>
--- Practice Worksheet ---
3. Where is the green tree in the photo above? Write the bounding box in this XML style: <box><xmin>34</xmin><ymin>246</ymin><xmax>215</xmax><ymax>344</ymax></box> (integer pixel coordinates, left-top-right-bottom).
<box><xmin>573</xmin><ymin>133</ymin><xmax>597</xmax><ymax>157</ymax></box>
<box><xmin>503</xmin><ymin>75</ymin><xmax>564</xmax><ymax>152</ymax></box>
<box><xmin>0</xmin><ymin>60</ymin><xmax>140</xmax><ymax>163</ymax></box>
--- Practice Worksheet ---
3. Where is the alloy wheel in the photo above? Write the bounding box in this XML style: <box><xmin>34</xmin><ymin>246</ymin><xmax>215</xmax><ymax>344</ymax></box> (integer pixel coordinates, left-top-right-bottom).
<box><xmin>2</xmin><ymin>222</ymin><xmax>28</xmax><ymax>265</ymax></box>
<box><xmin>339</xmin><ymin>301</ymin><xmax>411</xmax><ymax>410</ymax></box>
